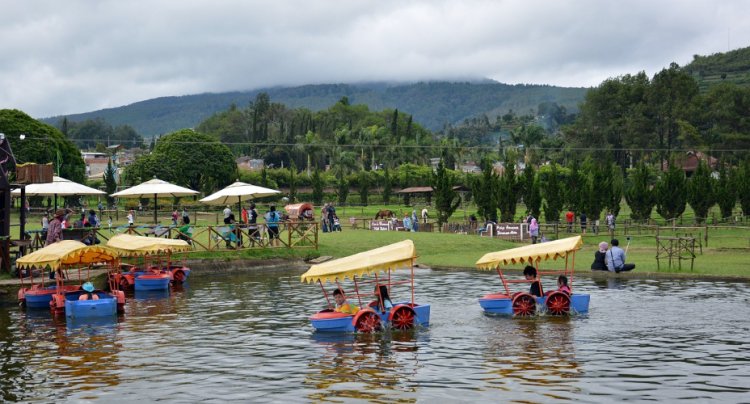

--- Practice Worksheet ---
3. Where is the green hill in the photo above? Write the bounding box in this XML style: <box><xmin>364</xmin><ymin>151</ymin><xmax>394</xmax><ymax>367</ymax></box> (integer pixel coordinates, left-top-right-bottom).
<box><xmin>39</xmin><ymin>80</ymin><xmax>588</xmax><ymax>137</ymax></box>
<box><xmin>683</xmin><ymin>46</ymin><xmax>750</xmax><ymax>91</ymax></box>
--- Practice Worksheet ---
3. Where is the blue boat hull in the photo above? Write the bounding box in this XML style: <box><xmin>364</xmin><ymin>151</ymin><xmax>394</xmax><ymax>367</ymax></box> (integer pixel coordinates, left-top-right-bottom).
<box><xmin>24</xmin><ymin>286</ymin><xmax>57</xmax><ymax>309</ymax></box>
<box><xmin>64</xmin><ymin>291</ymin><xmax>117</xmax><ymax>319</ymax></box>
<box><xmin>479</xmin><ymin>294</ymin><xmax>590</xmax><ymax>315</ymax></box>
<box><xmin>311</xmin><ymin>302</ymin><xmax>431</xmax><ymax>332</ymax></box>
<box><xmin>134</xmin><ymin>275</ymin><xmax>171</xmax><ymax>291</ymax></box>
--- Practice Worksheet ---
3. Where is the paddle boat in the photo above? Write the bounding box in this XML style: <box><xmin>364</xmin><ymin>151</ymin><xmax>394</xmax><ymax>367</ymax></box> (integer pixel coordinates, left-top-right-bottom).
<box><xmin>16</xmin><ymin>241</ymin><xmax>125</xmax><ymax>319</ymax></box>
<box><xmin>475</xmin><ymin>236</ymin><xmax>590</xmax><ymax>316</ymax></box>
<box><xmin>301</xmin><ymin>240</ymin><xmax>430</xmax><ymax>333</ymax></box>
<box><xmin>17</xmin><ymin>241</ymin><xmax>87</xmax><ymax>309</ymax></box>
<box><xmin>106</xmin><ymin>234</ymin><xmax>192</xmax><ymax>291</ymax></box>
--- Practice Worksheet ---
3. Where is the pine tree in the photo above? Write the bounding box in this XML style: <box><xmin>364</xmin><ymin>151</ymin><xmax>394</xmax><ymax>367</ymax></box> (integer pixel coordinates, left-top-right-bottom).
<box><xmin>655</xmin><ymin>163</ymin><xmax>687</xmax><ymax>221</ymax></box>
<box><xmin>714</xmin><ymin>164</ymin><xmax>736</xmax><ymax>220</ymax></box>
<box><xmin>687</xmin><ymin>160</ymin><xmax>715</xmax><ymax>223</ymax></box>
<box><xmin>104</xmin><ymin>158</ymin><xmax>117</xmax><ymax>206</ymax></box>
<box><xmin>432</xmin><ymin>160</ymin><xmax>461</xmax><ymax>228</ymax></box>
<box><xmin>288</xmin><ymin>162</ymin><xmax>297</xmax><ymax>203</ymax></box>
<box><xmin>311</xmin><ymin>168</ymin><xmax>324</xmax><ymax>205</ymax></box>
<box><xmin>605</xmin><ymin>163</ymin><xmax>624</xmax><ymax>216</ymax></box>
<box><xmin>625</xmin><ymin>161</ymin><xmax>656</xmax><ymax>222</ymax></box>
<box><xmin>382</xmin><ymin>167</ymin><xmax>392</xmax><ymax>204</ymax></box>
<box><xmin>739</xmin><ymin>159</ymin><xmax>750</xmax><ymax>216</ymax></box>
<box><xmin>582</xmin><ymin>160</ymin><xmax>608</xmax><ymax>227</ymax></box>
<box><xmin>359</xmin><ymin>171</ymin><xmax>370</xmax><ymax>206</ymax></box>
<box><xmin>542</xmin><ymin>163</ymin><xmax>564</xmax><ymax>223</ymax></box>
<box><xmin>336</xmin><ymin>176</ymin><xmax>349</xmax><ymax>205</ymax></box>
<box><xmin>497</xmin><ymin>159</ymin><xmax>521</xmax><ymax>222</ymax></box>
<box><xmin>522</xmin><ymin>165</ymin><xmax>542</xmax><ymax>219</ymax></box>
<box><xmin>564</xmin><ymin>160</ymin><xmax>585</xmax><ymax>213</ymax></box>
<box><xmin>472</xmin><ymin>158</ymin><xmax>497</xmax><ymax>222</ymax></box>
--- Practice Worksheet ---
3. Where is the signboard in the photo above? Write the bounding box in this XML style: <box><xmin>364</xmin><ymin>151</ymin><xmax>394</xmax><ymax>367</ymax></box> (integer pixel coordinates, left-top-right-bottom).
<box><xmin>370</xmin><ymin>220</ymin><xmax>391</xmax><ymax>231</ymax></box>
<box><xmin>495</xmin><ymin>223</ymin><xmax>526</xmax><ymax>240</ymax></box>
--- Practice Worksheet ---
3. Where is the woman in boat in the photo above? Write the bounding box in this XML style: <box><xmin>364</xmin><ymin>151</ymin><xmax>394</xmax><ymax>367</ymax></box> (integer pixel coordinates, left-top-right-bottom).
<box><xmin>78</xmin><ymin>282</ymin><xmax>99</xmax><ymax>301</ymax></box>
<box><xmin>372</xmin><ymin>285</ymin><xmax>394</xmax><ymax>313</ymax></box>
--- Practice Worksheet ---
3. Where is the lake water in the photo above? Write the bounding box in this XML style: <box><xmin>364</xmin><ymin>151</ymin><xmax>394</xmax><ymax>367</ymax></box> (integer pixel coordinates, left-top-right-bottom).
<box><xmin>1</xmin><ymin>267</ymin><xmax>749</xmax><ymax>402</ymax></box>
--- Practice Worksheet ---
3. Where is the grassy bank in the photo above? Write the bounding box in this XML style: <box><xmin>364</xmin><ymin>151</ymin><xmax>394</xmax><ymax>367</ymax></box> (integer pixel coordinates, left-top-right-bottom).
<box><xmin>181</xmin><ymin>226</ymin><xmax>749</xmax><ymax>278</ymax></box>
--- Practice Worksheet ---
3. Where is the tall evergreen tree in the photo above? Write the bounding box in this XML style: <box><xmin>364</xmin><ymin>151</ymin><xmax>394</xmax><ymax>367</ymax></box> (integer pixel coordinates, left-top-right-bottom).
<box><xmin>432</xmin><ymin>160</ymin><xmax>461</xmax><ymax>228</ymax></box>
<box><xmin>382</xmin><ymin>167</ymin><xmax>392</xmax><ymax>204</ymax></box>
<box><xmin>336</xmin><ymin>176</ymin><xmax>349</xmax><ymax>205</ymax></box>
<box><xmin>103</xmin><ymin>158</ymin><xmax>117</xmax><ymax>206</ymax></box>
<box><xmin>582</xmin><ymin>160</ymin><xmax>608</xmax><ymax>228</ymax></box>
<box><xmin>687</xmin><ymin>160</ymin><xmax>715</xmax><ymax>223</ymax></box>
<box><xmin>714</xmin><ymin>163</ymin><xmax>736</xmax><ymax>220</ymax></box>
<box><xmin>497</xmin><ymin>159</ymin><xmax>521</xmax><ymax>222</ymax></box>
<box><xmin>522</xmin><ymin>165</ymin><xmax>542</xmax><ymax>219</ymax></box>
<box><xmin>359</xmin><ymin>170</ymin><xmax>370</xmax><ymax>206</ymax></box>
<box><xmin>311</xmin><ymin>168</ymin><xmax>324</xmax><ymax>205</ymax></box>
<box><xmin>625</xmin><ymin>161</ymin><xmax>656</xmax><ymax>222</ymax></box>
<box><xmin>542</xmin><ymin>163</ymin><xmax>564</xmax><ymax>223</ymax></box>
<box><xmin>655</xmin><ymin>163</ymin><xmax>687</xmax><ymax>221</ymax></box>
<box><xmin>288</xmin><ymin>162</ymin><xmax>297</xmax><ymax>203</ymax></box>
<box><xmin>738</xmin><ymin>159</ymin><xmax>750</xmax><ymax>216</ymax></box>
<box><xmin>605</xmin><ymin>163</ymin><xmax>624</xmax><ymax>216</ymax></box>
<box><xmin>564</xmin><ymin>159</ymin><xmax>585</xmax><ymax>212</ymax></box>
<box><xmin>472</xmin><ymin>158</ymin><xmax>497</xmax><ymax>222</ymax></box>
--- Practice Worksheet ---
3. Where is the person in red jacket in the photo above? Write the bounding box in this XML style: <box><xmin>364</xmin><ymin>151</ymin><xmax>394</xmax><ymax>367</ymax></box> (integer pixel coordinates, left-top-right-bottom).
<box><xmin>565</xmin><ymin>210</ymin><xmax>574</xmax><ymax>233</ymax></box>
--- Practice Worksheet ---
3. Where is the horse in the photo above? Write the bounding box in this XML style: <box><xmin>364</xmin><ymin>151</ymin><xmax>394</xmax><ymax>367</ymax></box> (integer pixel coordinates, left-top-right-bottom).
<box><xmin>374</xmin><ymin>209</ymin><xmax>396</xmax><ymax>220</ymax></box>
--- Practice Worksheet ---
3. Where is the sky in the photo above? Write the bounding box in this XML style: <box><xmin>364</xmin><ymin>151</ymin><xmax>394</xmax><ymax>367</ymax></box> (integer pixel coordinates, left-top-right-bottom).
<box><xmin>1</xmin><ymin>0</ymin><xmax>749</xmax><ymax>118</ymax></box>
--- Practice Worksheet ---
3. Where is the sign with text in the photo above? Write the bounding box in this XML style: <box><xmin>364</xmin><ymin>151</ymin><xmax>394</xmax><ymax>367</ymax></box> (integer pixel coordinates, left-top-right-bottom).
<box><xmin>370</xmin><ymin>220</ymin><xmax>391</xmax><ymax>231</ymax></box>
<box><xmin>495</xmin><ymin>223</ymin><xmax>526</xmax><ymax>240</ymax></box>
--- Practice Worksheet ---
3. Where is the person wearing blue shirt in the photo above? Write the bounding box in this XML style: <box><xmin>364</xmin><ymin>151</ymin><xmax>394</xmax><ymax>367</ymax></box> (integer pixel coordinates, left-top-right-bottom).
<box><xmin>605</xmin><ymin>239</ymin><xmax>635</xmax><ymax>273</ymax></box>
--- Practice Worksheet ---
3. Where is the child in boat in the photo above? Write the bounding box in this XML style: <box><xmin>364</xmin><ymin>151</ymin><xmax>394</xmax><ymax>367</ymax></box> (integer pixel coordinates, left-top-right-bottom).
<box><xmin>372</xmin><ymin>285</ymin><xmax>394</xmax><ymax>312</ymax></box>
<box><xmin>332</xmin><ymin>288</ymin><xmax>359</xmax><ymax>315</ymax></box>
<box><xmin>523</xmin><ymin>265</ymin><xmax>543</xmax><ymax>297</ymax></box>
<box><xmin>78</xmin><ymin>282</ymin><xmax>99</xmax><ymax>300</ymax></box>
<box><xmin>557</xmin><ymin>275</ymin><xmax>571</xmax><ymax>295</ymax></box>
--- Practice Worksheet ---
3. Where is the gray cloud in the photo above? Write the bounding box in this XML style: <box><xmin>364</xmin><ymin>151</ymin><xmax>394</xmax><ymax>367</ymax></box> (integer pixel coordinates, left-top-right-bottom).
<box><xmin>1</xmin><ymin>0</ymin><xmax>748</xmax><ymax>118</ymax></box>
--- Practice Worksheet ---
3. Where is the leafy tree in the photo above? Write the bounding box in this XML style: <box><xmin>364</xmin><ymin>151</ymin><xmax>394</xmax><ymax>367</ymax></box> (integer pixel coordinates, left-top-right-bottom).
<box><xmin>311</xmin><ymin>168</ymin><xmax>324</xmax><ymax>205</ymax></box>
<box><xmin>541</xmin><ymin>163</ymin><xmax>564</xmax><ymax>223</ymax></box>
<box><xmin>382</xmin><ymin>167</ymin><xmax>392</xmax><ymax>204</ymax></box>
<box><xmin>497</xmin><ymin>158</ymin><xmax>521</xmax><ymax>222</ymax></box>
<box><xmin>104</xmin><ymin>158</ymin><xmax>117</xmax><ymax>206</ymax></box>
<box><xmin>714</xmin><ymin>164</ymin><xmax>736</xmax><ymax>220</ymax></box>
<box><xmin>0</xmin><ymin>109</ymin><xmax>86</xmax><ymax>183</ymax></box>
<box><xmin>625</xmin><ymin>161</ymin><xmax>655</xmax><ymax>222</ymax></box>
<box><xmin>359</xmin><ymin>170</ymin><xmax>370</xmax><ymax>206</ymax></box>
<box><xmin>739</xmin><ymin>159</ymin><xmax>750</xmax><ymax>216</ymax></box>
<box><xmin>655</xmin><ymin>163</ymin><xmax>687</xmax><ymax>221</ymax></box>
<box><xmin>522</xmin><ymin>165</ymin><xmax>542</xmax><ymax>219</ymax></box>
<box><xmin>472</xmin><ymin>158</ymin><xmax>497</xmax><ymax>222</ymax></box>
<box><xmin>431</xmin><ymin>160</ymin><xmax>461</xmax><ymax>228</ymax></box>
<box><xmin>124</xmin><ymin>129</ymin><xmax>235</xmax><ymax>193</ymax></box>
<box><xmin>686</xmin><ymin>160</ymin><xmax>715</xmax><ymax>223</ymax></box>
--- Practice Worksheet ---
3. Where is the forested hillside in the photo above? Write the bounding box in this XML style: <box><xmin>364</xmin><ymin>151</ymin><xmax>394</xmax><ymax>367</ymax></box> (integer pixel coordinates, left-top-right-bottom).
<box><xmin>39</xmin><ymin>81</ymin><xmax>587</xmax><ymax>137</ymax></box>
<box><xmin>684</xmin><ymin>45</ymin><xmax>750</xmax><ymax>90</ymax></box>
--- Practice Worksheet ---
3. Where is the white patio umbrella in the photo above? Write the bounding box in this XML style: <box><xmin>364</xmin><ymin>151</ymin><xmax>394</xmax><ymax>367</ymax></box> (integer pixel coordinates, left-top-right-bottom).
<box><xmin>12</xmin><ymin>176</ymin><xmax>106</xmax><ymax>209</ymax></box>
<box><xmin>199</xmin><ymin>181</ymin><xmax>280</xmax><ymax>213</ymax></box>
<box><xmin>111</xmin><ymin>178</ymin><xmax>198</xmax><ymax>223</ymax></box>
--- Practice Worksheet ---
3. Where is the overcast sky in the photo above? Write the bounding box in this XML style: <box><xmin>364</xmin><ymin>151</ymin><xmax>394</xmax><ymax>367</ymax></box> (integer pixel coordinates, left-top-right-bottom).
<box><xmin>1</xmin><ymin>0</ymin><xmax>748</xmax><ymax>118</ymax></box>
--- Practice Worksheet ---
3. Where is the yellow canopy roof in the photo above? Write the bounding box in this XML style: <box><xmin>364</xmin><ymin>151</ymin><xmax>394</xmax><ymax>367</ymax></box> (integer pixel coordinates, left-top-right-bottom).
<box><xmin>301</xmin><ymin>240</ymin><xmax>416</xmax><ymax>284</ymax></box>
<box><xmin>475</xmin><ymin>236</ymin><xmax>583</xmax><ymax>270</ymax></box>
<box><xmin>106</xmin><ymin>234</ymin><xmax>192</xmax><ymax>256</ymax></box>
<box><xmin>16</xmin><ymin>240</ymin><xmax>119</xmax><ymax>270</ymax></box>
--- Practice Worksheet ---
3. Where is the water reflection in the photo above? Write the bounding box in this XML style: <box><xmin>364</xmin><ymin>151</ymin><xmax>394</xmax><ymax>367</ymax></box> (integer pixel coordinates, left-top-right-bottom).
<box><xmin>306</xmin><ymin>331</ymin><xmax>421</xmax><ymax>402</ymax></box>
<box><xmin>482</xmin><ymin>317</ymin><xmax>580</xmax><ymax>400</ymax></box>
